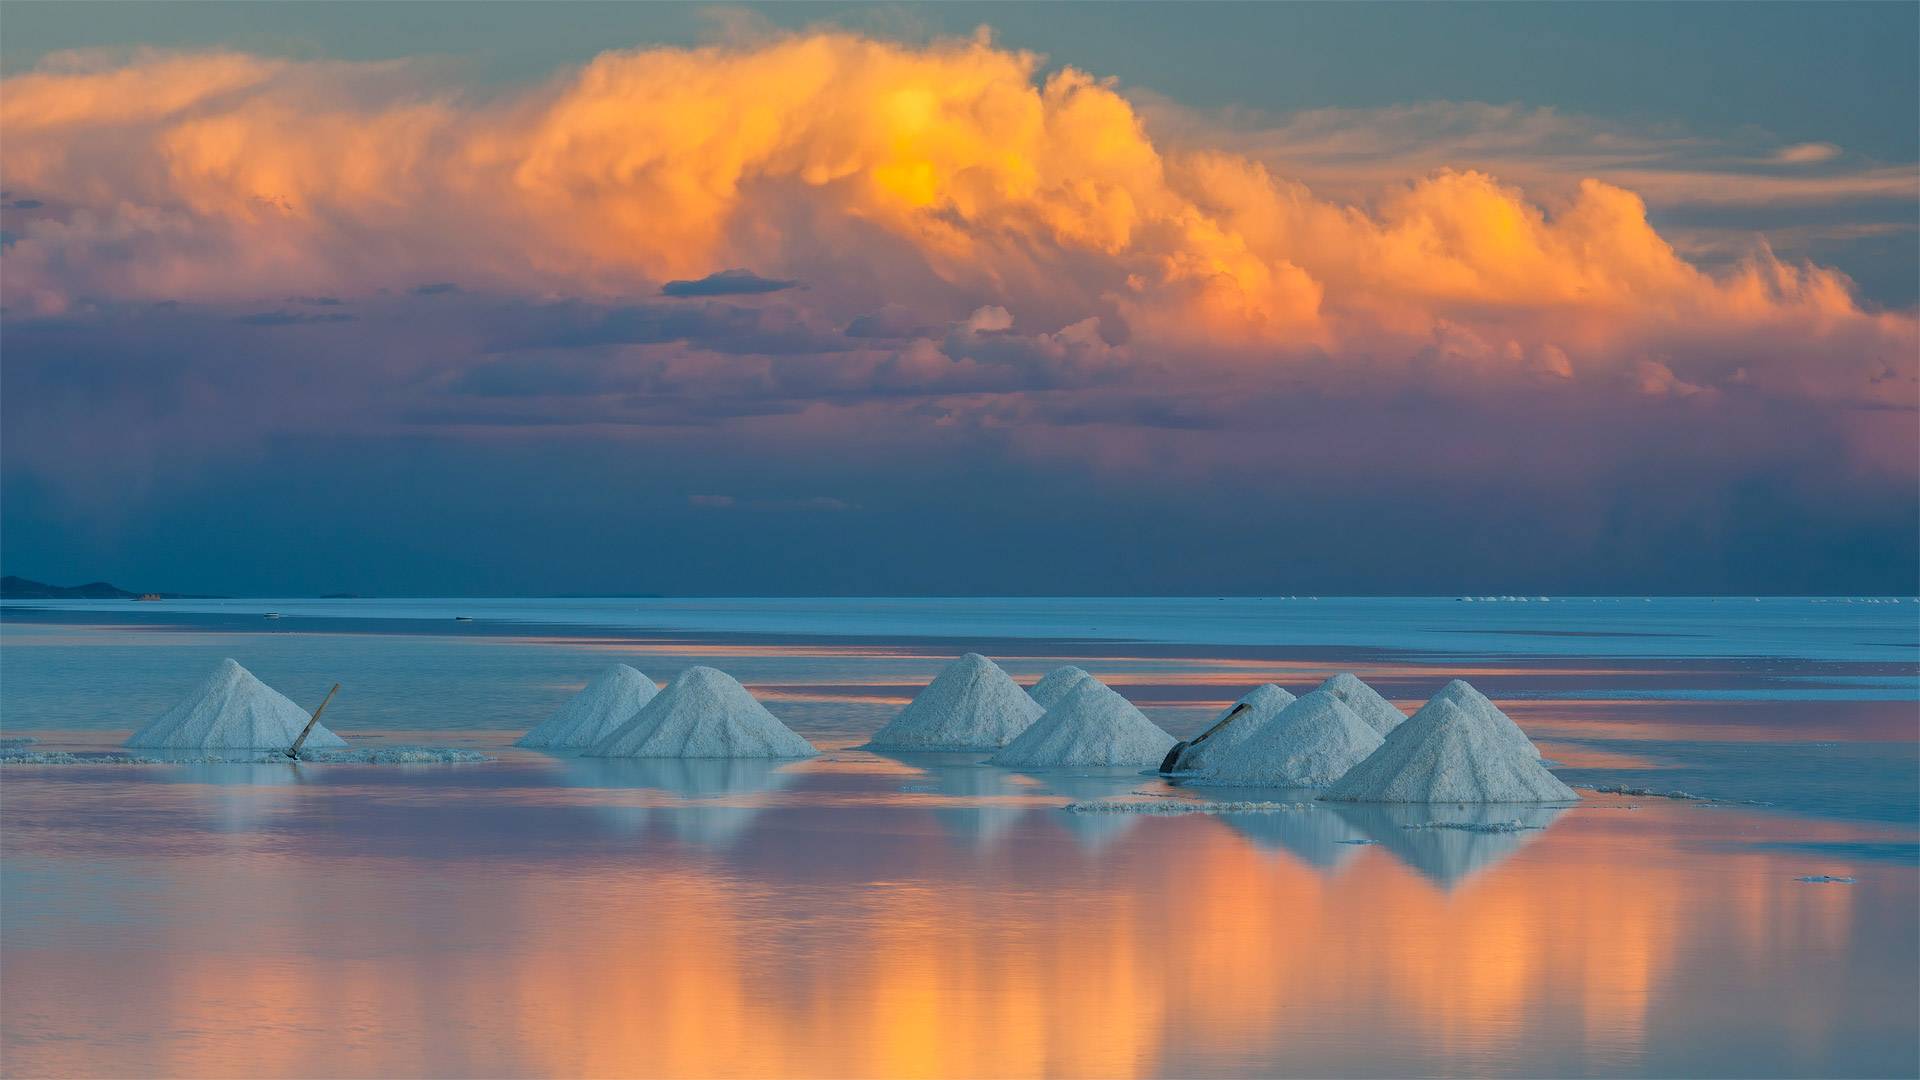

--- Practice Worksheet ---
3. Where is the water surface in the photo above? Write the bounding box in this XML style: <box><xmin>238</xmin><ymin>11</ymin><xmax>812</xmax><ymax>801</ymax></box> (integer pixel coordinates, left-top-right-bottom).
<box><xmin>2</xmin><ymin>598</ymin><xmax>1915</xmax><ymax>1077</ymax></box>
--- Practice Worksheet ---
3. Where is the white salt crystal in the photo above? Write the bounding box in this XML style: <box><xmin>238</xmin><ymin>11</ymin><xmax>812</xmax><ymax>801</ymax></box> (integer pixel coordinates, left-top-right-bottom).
<box><xmin>1169</xmin><ymin>683</ymin><xmax>1297</xmax><ymax>773</ymax></box>
<box><xmin>989</xmin><ymin>679</ymin><xmax>1175</xmax><ymax>768</ymax></box>
<box><xmin>1316</xmin><ymin>673</ymin><xmax>1406</xmax><ymax>735</ymax></box>
<box><xmin>866</xmin><ymin>653</ymin><xmax>1043</xmax><ymax>750</ymax></box>
<box><xmin>516</xmin><ymin>664</ymin><xmax>659</xmax><ymax>749</ymax></box>
<box><xmin>1324</xmin><ymin>698</ymin><xmax>1578</xmax><ymax>803</ymax></box>
<box><xmin>1028</xmin><ymin>665</ymin><xmax>1095</xmax><ymax>710</ymax></box>
<box><xmin>125</xmin><ymin>659</ymin><xmax>346</xmax><ymax>751</ymax></box>
<box><xmin>1424</xmin><ymin>679</ymin><xmax>1542</xmax><ymax>757</ymax></box>
<box><xmin>585</xmin><ymin>666</ymin><xmax>816</xmax><ymax>759</ymax></box>
<box><xmin>1191</xmin><ymin>689</ymin><xmax>1383</xmax><ymax>787</ymax></box>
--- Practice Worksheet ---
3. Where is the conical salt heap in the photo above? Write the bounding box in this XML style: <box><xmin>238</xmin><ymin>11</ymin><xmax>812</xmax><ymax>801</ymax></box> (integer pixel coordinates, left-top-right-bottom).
<box><xmin>1171</xmin><ymin>683</ymin><xmax>1297</xmax><ymax>773</ymax></box>
<box><xmin>1316</xmin><ymin>673</ymin><xmax>1406</xmax><ymax>736</ymax></box>
<box><xmin>989</xmin><ymin>678</ymin><xmax>1175</xmax><ymax>768</ymax></box>
<box><xmin>126</xmin><ymin>658</ymin><xmax>347</xmax><ymax>750</ymax></box>
<box><xmin>516</xmin><ymin>664</ymin><xmax>659</xmax><ymax>749</ymax></box>
<box><xmin>1424</xmin><ymin>679</ymin><xmax>1541</xmax><ymax>757</ymax></box>
<box><xmin>866</xmin><ymin>654</ymin><xmax>1043</xmax><ymax>750</ymax></box>
<box><xmin>1028</xmin><ymin>666</ymin><xmax>1095</xmax><ymax>710</ymax></box>
<box><xmin>1194</xmin><ymin>689</ymin><xmax>1383</xmax><ymax>786</ymax></box>
<box><xmin>586</xmin><ymin>666</ymin><xmax>816</xmax><ymax>759</ymax></box>
<box><xmin>1324</xmin><ymin>698</ymin><xmax>1577</xmax><ymax>803</ymax></box>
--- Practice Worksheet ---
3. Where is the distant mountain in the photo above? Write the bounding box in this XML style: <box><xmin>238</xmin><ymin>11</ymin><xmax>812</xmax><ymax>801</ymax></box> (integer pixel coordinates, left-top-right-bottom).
<box><xmin>0</xmin><ymin>576</ymin><xmax>219</xmax><ymax>600</ymax></box>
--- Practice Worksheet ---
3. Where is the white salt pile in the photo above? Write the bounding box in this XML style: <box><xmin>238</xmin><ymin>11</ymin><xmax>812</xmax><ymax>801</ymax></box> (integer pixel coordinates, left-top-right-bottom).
<box><xmin>1423</xmin><ymin>679</ymin><xmax>1542</xmax><ymax>757</ymax></box>
<box><xmin>1028</xmin><ymin>666</ymin><xmax>1095</xmax><ymax>710</ymax></box>
<box><xmin>988</xmin><ymin>679</ymin><xmax>1175</xmax><ymax>769</ymax></box>
<box><xmin>125</xmin><ymin>659</ymin><xmax>347</xmax><ymax>750</ymax></box>
<box><xmin>866</xmin><ymin>654</ymin><xmax>1044</xmax><ymax>750</ymax></box>
<box><xmin>516</xmin><ymin>664</ymin><xmax>659</xmax><ymax>749</ymax></box>
<box><xmin>1324</xmin><ymin>698</ymin><xmax>1578</xmax><ymax>803</ymax></box>
<box><xmin>1191</xmin><ymin>689</ymin><xmax>1384</xmax><ymax>787</ymax></box>
<box><xmin>1170</xmin><ymin>683</ymin><xmax>1297</xmax><ymax>773</ymax></box>
<box><xmin>586</xmin><ymin>666</ymin><xmax>816</xmax><ymax>759</ymax></box>
<box><xmin>1316</xmin><ymin>673</ymin><xmax>1406</xmax><ymax>736</ymax></box>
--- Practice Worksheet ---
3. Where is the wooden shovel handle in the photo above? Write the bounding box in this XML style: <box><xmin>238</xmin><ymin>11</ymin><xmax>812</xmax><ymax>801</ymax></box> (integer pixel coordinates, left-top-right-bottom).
<box><xmin>286</xmin><ymin>683</ymin><xmax>340</xmax><ymax>760</ymax></box>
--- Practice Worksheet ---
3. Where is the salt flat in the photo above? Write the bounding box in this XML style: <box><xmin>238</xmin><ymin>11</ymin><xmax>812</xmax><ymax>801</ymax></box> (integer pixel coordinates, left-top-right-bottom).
<box><xmin>0</xmin><ymin>597</ymin><xmax>1914</xmax><ymax>1077</ymax></box>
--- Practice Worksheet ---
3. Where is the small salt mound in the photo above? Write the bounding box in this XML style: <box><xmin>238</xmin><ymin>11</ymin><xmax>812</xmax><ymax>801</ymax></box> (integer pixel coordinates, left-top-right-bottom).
<box><xmin>1324</xmin><ymin>699</ymin><xmax>1578</xmax><ymax>803</ymax></box>
<box><xmin>586</xmin><ymin>666</ymin><xmax>816</xmax><ymax>759</ymax></box>
<box><xmin>516</xmin><ymin>664</ymin><xmax>659</xmax><ymax>749</ymax></box>
<box><xmin>1424</xmin><ymin>679</ymin><xmax>1541</xmax><ymax>757</ymax></box>
<box><xmin>989</xmin><ymin>679</ymin><xmax>1175</xmax><ymax>769</ymax></box>
<box><xmin>1028</xmin><ymin>666</ymin><xmax>1095</xmax><ymax>710</ymax></box>
<box><xmin>126</xmin><ymin>659</ymin><xmax>347</xmax><ymax>750</ymax></box>
<box><xmin>866</xmin><ymin>654</ymin><xmax>1043</xmax><ymax>750</ymax></box>
<box><xmin>1172</xmin><ymin>684</ymin><xmax>1297</xmax><ymax>773</ymax></box>
<box><xmin>1192</xmin><ymin>689</ymin><xmax>1383</xmax><ymax>787</ymax></box>
<box><xmin>1316</xmin><ymin>673</ymin><xmax>1406</xmax><ymax>736</ymax></box>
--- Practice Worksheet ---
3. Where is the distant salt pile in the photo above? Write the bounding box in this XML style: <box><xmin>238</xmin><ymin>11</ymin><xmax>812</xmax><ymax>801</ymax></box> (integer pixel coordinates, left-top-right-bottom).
<box><xmin>1316</xmin><ymin>673</ymin><xmax>1406</xmax><ymax>736</ymax></box>
<box><xmin>866</xmin><ymin>654</ymin><xmax>1044</xmax><ymax>750</ymax></box>
<box><xmin>586</xmin><ymin>666</ymin><xmax>816</xmax><ymax>759</ymax></box>
<box><xmin>1171</xmin><ymin>684</ymin><xmax>1297</xmax><ymax>773</ymax></box>
<box><xmin>1324</xmin><ymin>699</ymin><xmax>1577</xmax><ymax>803</ymax></box>
<box><xmin>516</xmin><ymin>664</ymin><xmax>659</xmax><ymax>749</ymax></box>
<box><xmin>125</xmin><ymin>659</ymin><xmax>346</xmax><ymax>750</ymax></box>
<box><xmin>989</xmin><ymin>679</ymin><xmax>1175</xmax><ymax>769</ymax></box>
<box><xmin>1028</xmin><ymin>666</ymin><xmax>1095</xmax><ymax>710</ymax></box>
<box><xmin>1423</xmin><ymin>679</ymin><xmax>1542</xmax><ymax>757</ymax></box>
<box><xmin>1192</xmin><ymin>689</ymin><xmax>1383</xmax><ymax>787</ymax></box>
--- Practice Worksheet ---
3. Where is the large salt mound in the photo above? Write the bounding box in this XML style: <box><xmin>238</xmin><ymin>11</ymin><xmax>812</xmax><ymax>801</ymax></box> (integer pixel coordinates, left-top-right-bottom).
<box><xmin>1425</xmin><ymin>679</ymin><xmax>1542</xmax><ymax>757</ymax></box>
<box><xmin>866</xmin><ymin>654</ymin><xmax>1043</xmax><ymax>750</ymax></box>
<box><xmin>1172</xmin><ymin>684</ymin><xmax>1297</xmax><ymax>773</ymax></box>
<box><xmin>989</xmin><ymin>679</ymin><xmax>1175</xmax><ymax>769</ymax></box>
<box><xmin>1193</xmin><ymin>689</ymin><xmax>1383</xmax><ymax>787</ymax></box>
<box><xmin>586</xmin><ymin>666</ymin><xmax>816</xmax><ymax>759</ymax></box>
<box><xmin>1316</xmin><ymin>673</ymin><xmax>1406</xmax><ymax>736</ymax></box>
<box><xmin>516</xmin><ymin>664</ymin><xmax>659</xmax><ymax>749</ymax></box>
<box><xmin>126</xmin><ymin>659</ymin><xmax>347</xmax><ymax>750</ymax></box>
<box><xmin>1324</xmin><ymin>699</ymin><xmax>1577</xmax><ymax>803</ymax></box>
<box><xmin>1028</xmin><ymin>666</ymin><xmax>1095</xmax><ymax>710</ymax></box>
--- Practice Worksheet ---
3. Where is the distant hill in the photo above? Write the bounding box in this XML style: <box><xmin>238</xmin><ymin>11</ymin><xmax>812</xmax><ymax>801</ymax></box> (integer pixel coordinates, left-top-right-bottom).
<box><xmin>0</xmin><ymin>576</ymin><xmax>219</xmax><ymax>600</ymax></box>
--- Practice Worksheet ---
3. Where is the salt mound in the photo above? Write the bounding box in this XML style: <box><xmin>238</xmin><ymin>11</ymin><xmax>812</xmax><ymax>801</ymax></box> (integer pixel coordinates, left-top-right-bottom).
<box><xmin>866</xmin><ymin>654</ymin><xmax>1043</xmax><ymax>750</ymax></box>
<box><xmin>586</xmin><ymin>666</ymin><xmax>816</xmax><ymax>759</ymax></box>
<box><xmin>1316</xmin><ymin>673</ymin><xmax>1406</xmax><ymax>736</ymax></box>
<box><xmin>989</xmin><ymin>679</ymin><xmax>1175</xmax><ymax>769</ymax></box>
<box><xmin>1324</xmin><ymin>699</ymin><xmax>1577</xmax><ymax>803</ymax></box>
<box><xmin>1424</xmin><ymin>679</ymin><xmax>1541</xmax><ymax>757</ymax></box>
<box><xmin>1193</xmin><ymin>689</ymin><xmax>1383</xmax><ymax>787</ymax></box>
<box><xmin>125</xmin><ymin>659</ymin><xmax>347</xmax><ymax>750</ymax></box>
<box><xmin>1028</xmin><ymin>666</ymin><xmax>1095</xmax><ymax>710</ymax></box>
<box><xmin>516</xmin><ymin>664</ymin><xmax>659</xmax><ymax>749</ymax></box>
<box><xmin>1171</xmin><ymin>684</ymin><xmax>1297</xmax><ymax>773</ymax></box>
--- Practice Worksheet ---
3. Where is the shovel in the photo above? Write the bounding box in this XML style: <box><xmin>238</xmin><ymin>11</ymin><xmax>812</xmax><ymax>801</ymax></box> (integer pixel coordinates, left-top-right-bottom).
<box><xmin>1158</xmin><ymin>701</ymin><xmax>1251</xmax><ymax>774</ymax></box>
<box><xmin>285</xmin><ymin>683</ymin><xmax>341</xmax><ymax>760</ymax></box>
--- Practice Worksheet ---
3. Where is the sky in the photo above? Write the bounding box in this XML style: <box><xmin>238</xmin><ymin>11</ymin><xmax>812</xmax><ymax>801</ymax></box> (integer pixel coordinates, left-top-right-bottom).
<box><xmin>2</xmin><ymin>2</ymin><xmax>1916</xmax><ymax>596</ymax></box>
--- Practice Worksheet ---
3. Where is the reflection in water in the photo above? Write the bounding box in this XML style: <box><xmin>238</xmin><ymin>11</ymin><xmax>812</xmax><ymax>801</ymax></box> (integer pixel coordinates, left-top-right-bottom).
<box><xmin>555</xmin><ymin>755</ymin><xmax>804</xmax><ymax>848</ymax></box>
<box><xmin>2</xmin><ymin>761</ymin><xmax>1914</xmax><ymax>1079</ymax></box>
<box><xmin>1016</xmin><ymin>769</ymin><xmax>1157</xmax><ymax>853</ymax></box>
<box><xmin>1331</xmin><ymin>804</ymin><xmax>1569</xmax><ymax>888</ymax></box>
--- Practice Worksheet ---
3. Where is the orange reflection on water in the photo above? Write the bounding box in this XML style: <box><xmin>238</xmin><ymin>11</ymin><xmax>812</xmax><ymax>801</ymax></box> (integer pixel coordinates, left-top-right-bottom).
<box><xmin>6</xmin><ymin>776</ymin><xmax>1909</xmax><ymax>1079</ymax></box>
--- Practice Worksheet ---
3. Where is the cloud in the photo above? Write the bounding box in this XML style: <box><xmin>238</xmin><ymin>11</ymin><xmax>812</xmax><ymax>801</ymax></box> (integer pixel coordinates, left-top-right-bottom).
<box><xmin>661</xmin><ymin>268</ymin><xmax>800</xmax><ymax>297</ymax></box>
<box><xmin>0</xmin><ymin>31</ymin><xmax>1913</xmax><ymax>527</ymax></box>
<box><xmin>1772</xmin><ymin>142</ymin><xmax>1843</xmax><ymax>166</ymax></box>
<box><xmin>3</xmin><ymin>34</ymin><xmax>1909</xmax><ymax>380</ymax></box>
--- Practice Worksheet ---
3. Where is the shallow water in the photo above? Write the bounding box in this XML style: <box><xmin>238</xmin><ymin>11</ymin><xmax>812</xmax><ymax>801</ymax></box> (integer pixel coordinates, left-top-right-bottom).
<box><xmin>1</xmin><ymin>599</ymin><xmax>1915</xmax><ymax>1077</ymax></box>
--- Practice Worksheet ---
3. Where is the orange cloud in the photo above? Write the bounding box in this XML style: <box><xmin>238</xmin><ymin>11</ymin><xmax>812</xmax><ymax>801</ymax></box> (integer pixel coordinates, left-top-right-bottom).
<box><xmin>1</xmin><ymin>33</ymin><xmax>1913</xmax><ymax>406</ymax></box>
